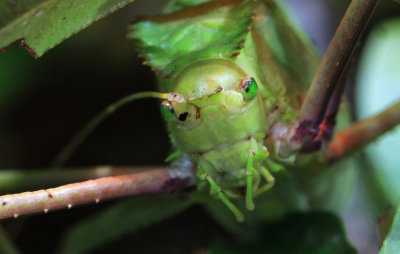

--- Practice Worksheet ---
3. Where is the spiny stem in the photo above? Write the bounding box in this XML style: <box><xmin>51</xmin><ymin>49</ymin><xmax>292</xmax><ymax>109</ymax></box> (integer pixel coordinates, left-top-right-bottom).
<box><xmin>49</xmin><ymin>91</ymin><xmax>168</xmax><ymax>168</ymax></box>
<box><xmin>0</xmin><ymin>168</ymin><xmax>195</xmax><ymax>220</ymax></box>
<box><xmin>326</xmin><ymin>101</ymin><xmax>400</xmax><ymax>162</ymax></box>
<box><xmin>0</xmin><ymin>166</ymin><xmax>157</xmax><ymax>194</ymax></box>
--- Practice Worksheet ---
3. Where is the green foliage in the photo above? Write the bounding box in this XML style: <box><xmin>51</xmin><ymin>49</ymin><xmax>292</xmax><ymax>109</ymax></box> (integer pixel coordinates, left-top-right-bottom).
<box><xmin>0</xmin><ymin>0</ymin><xmax>134</xmax><ymax>58</ymax></box>
<box><xmin>356</xmin><ymin>17</ymin><xmax>400</xmax><ymax>254</ymax></box>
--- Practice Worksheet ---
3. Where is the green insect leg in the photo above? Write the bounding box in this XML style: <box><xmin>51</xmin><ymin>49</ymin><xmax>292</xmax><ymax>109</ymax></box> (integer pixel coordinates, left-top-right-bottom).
<box><xmin>200</xmin><ymin>173</ymin><xmax>244</xmax><ymax>223</ymax></box>
<box><xmin>246</xmin><ymin>150</ymin><xmax>268</xmax><ymax>211</ymax></box>
<box><xmin>255</xmin><ymin>167</ymin><xmax>275</xmax><ymax>196</ymax></box>
<box><xmin>246</xmin><ymin>152</ymin><xmax>255</xmax><ymax>211</ymax></box>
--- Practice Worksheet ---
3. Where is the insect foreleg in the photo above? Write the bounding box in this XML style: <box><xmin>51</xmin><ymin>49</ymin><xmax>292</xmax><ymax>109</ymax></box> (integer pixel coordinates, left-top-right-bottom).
<box><xmin>246</xmin><ymin>152</ymin><xmax>255</xmax><ymax>211</ymax></box>
<box><xmin>254</xmin><ymin>167</ymin><xmax>275</xmax><ymax>197</ymax></box>
<box><xmin>272</xmin><ymin>0</ymin><xmax>379</xmax><ymax>158</ymax></box>
<box><xmin>200</xmin><ymin>173</ymin><xmax>244</xmax><ymax>222</ymax></box>
<box><xmin>301</xmin><ymin>76</ymin><xmax>347</xmax><ymax>153</ymax></box>
<box><xmin>246</xmin><ymin>150</ymin><xmax>269</xmax><ymax>211</ymax></box>
<box><xmin>0</xmin><ymin>167</ymin><xmax>194</xmax><ymax>220</ymax></box>
<box><xmin>299</xmin><ymin>0</ymin><xmax>379</xmax><ymax>129</ymax></box>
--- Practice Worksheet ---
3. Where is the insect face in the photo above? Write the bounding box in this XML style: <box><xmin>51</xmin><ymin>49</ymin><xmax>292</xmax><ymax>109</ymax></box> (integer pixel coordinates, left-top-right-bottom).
<box><xmin>161</xmin><ymin>59</ymin><xmax>268</xmax><ymax>154</ymax></box>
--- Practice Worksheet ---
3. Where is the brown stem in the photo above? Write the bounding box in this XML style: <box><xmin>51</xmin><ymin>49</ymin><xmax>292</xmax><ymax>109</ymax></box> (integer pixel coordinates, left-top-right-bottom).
<box><xmin>326</xmin><ymin>101</ymin><xmax>400</xmax><ymax>162</ymax></box>
<box><xmin>0</xmin><ymin>168</ymin><xmax>195</xmax><ymax>220</ymax></box>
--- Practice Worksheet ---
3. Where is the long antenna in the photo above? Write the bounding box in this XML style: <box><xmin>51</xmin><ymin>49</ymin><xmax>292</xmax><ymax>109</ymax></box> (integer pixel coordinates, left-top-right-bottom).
<box><xmin>50</xmin><ymin>91</ymin><xmax>169</xmax><ymax>168</ymax></box>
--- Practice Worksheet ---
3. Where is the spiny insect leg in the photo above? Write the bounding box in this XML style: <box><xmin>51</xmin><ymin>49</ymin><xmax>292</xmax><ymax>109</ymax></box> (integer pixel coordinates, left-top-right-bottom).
<box><xmin>200</xmin><ymin>173</ymin><xmax>244</xmax><ymax>222</ymax></box>
<box><xmin>277</xmin><ymin>0</ymin><xmax>379</xmax><ymax>157</ymax></box>
<box><xmin>299</xmin><ymin>0</ymin><xmax>378</xmax><ymax>130</ymax></box>
<box><xmin>0</xmin><ymin>167</ymin><xmax>194</xmax><ymax>220</ymax></box>
<box><xmin>326</xmin><ymin>101</ymin><xmax>400</xmax><ymax>163</ymax></box>
<box><xmin>0</xmin><ymin>166</ymin><xmax>152</xmax><ymax>194</ymax></box>
<box><xmin>301</xmin><ymin>76</ymin><xmax>347</xmax><ymax>153</ymax></box>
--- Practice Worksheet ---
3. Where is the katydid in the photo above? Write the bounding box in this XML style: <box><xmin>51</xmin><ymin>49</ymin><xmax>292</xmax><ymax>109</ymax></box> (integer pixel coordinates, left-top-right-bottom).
<box><xmin>0</xmin><ymin>0</ymin><xmax>399</xmax><ymax>253</ymax></box>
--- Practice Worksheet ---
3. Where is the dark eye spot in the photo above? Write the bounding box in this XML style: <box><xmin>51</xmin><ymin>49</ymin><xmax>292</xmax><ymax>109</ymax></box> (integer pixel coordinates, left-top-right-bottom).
<box><xmin>178</xmin><ymin>112</ymin><xmax>188</xmax><ymax>121</ymax></box>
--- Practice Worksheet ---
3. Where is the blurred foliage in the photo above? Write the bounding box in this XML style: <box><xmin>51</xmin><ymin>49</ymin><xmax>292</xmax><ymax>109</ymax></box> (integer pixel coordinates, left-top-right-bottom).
<box><xmin>355</xmin><ymin>16</ymin><xmax>400</xmax><ymax>254</ymax></box>
<box><xmin>0</xmin><ymin>224</ymin><xmax>19</xmax><ymax>254</ymax></box>
<box><xmin>356</xmin><ymin>18</ymin><xmax>400</xmax><ymax>207</ymax></box>
<box><xmin>209</xmin><ymin>212</ymin><xmax>356</xmax><ymax>254</ymax></box>
<box><xmin>60</xmin><ymin>194</ymin><xmax>196</xmax><ymax>254</ymax></box>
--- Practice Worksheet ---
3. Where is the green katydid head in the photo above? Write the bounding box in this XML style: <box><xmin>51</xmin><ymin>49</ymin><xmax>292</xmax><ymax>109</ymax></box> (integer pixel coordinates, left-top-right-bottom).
<box><xmin>160</xmin><ymin>59</ymin><xmax>261</xmax><ymax>127</ymax></box>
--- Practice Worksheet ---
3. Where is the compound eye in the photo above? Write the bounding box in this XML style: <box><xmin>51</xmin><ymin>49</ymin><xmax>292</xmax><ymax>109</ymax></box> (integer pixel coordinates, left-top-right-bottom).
<box><xmin>160</xmin><ymin>100</ymin><xmax>176</xmax><ymax>121</ymax></box>
<box><xmin>239</xmin><ymin>77</ymin><xmax>258</xmax><ymax>101</ymax></box>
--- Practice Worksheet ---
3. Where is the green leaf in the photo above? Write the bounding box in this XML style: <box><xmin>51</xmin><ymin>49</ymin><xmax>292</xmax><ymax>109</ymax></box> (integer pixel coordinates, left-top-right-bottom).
<box><xmin>128</xmin><ymin>0</ymin><xmax>256</xmax><ymax>77</ymax></box>
<box><xmin>60</xmin><ymin>194</ymin><xmax>195</xmax><ymax>254</ymax></box>
<box><xmin>208</xmin><ymin>212</ymin><xmax>356</xmax><ymax>254</ymax></box>
<box><xmin>380</xmin><ymin>204</ymin><xmax>400</xmax><ymax>254</ymax></box>
<box><xmin>0</xmin><ymin>0</ymin><xmax>135</xmax><ymax>58</ymax></box>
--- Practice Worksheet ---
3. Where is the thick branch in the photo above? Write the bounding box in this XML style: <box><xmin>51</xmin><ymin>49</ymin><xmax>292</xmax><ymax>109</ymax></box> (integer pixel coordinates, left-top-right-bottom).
<box><xmin>0</xmin><ymin>167</ymin><xmax>195</xmax><ymax>220</ymax></box>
